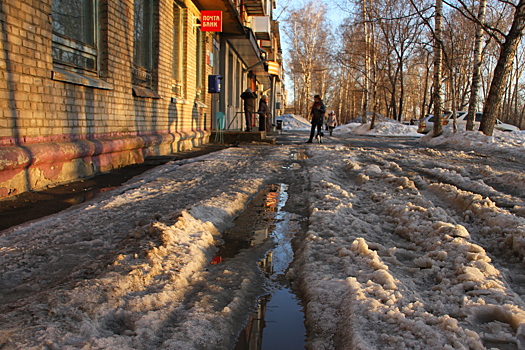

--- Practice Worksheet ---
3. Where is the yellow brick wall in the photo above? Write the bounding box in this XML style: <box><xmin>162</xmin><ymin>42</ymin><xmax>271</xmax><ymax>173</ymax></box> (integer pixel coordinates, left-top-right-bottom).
<box><xmin>0</xmin><ymin>0</ymin><xmax>213</xmax><ymax>142</ymax></box>
<box><xmin>0</xmin><ymin>0</ymin><xmax>216</xmax><ymax>197</ymax></box>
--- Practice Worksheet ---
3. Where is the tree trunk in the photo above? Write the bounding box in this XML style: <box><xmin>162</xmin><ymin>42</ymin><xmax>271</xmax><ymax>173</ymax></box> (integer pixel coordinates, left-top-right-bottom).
<box><xmin>370</xmin><ymin>17</ymin><xmax>378</xmax><ymax>130</ymax></box>
<box><xmin>362</xmin><ymin>0</ymin><xmax>370</xmax><ymax>124</ymax></box>
<box><xmin>398</xmin><ymin>61</ymin><xmax>405</xmax><ymax>122</ymax></box>
<box><xmin>480</xmin><ymin>0</ymin><xmax>525</xmax><ymax>136</ymax></box>
<box><xmin>421</xmin><ymin>54</ymin><xmax>431</xmax><ymax>120</ymax></box>
<box><xmin>433</xmin><ymin>0</ymin><xmax>444</xmax><ymax>137</ymax></box>
<box><xmin>451</xmin><ymin>69</ymin><xmax>458</xmax><ymax>132</ymax></box>
<box><xmin>514</xmin><ymin>63</ymin><xmax>520</xmax><ymax>125</ymax></box>
<box><xmin>466</xmin><ymin>0</ymin><xmax>487</xmax><ymax>131</ymax></box>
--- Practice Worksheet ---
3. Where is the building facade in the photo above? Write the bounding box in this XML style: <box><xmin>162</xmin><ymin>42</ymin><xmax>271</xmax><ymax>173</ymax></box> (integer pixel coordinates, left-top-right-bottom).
<box><xmin>0</xmin><ymin>0</ymin><xmax>282</xmax><ymax>199</ymax></box>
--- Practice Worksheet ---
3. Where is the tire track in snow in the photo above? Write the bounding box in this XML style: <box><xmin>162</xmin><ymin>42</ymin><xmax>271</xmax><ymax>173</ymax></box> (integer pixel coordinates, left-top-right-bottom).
<box><xmin>295</xmin><ymin>144</ymin><xmax>525</xmax><ymax>349</ymax></box>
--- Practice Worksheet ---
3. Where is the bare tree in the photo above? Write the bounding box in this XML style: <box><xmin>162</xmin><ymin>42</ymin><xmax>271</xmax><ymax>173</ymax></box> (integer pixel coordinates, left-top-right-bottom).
<box><xmin>375</xmin><ymin>0</ymin><xmax>424</xmax><ymax>122</ymax></box>
<box><xmin>444</xmin><ymin>0</ymin><xmax>525</xmax><ymax>135</ymax></box>
<box><xmin>433</xmin><ymin>0</ymin><xmax>444</xmax><ymax>136</ymax></box>
<box><xmin>283</xmin><ymin>1</ymin><xmax>332</xmax><ymax>118</ymax></box>
<box><xmin>466</xmin><ymin>0</ymin><xmax>487</xmax><ymax>131</ymax></box>
<box><xmin>480</xmin><ymin>0</ymin><xmax>525</xmax><ymax>135</ymax></box>
<box><xmin>362</xmin><ymin>0</ymin><xmax>372</xmax><ymax>124</ymax></box>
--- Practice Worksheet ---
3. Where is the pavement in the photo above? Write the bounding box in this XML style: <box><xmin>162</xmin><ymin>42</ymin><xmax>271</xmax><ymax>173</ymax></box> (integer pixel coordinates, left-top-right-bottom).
<box><xmin>0</xmin><ymin>144</ymin><xmax>228</xmax><ymax>231</ymax></box>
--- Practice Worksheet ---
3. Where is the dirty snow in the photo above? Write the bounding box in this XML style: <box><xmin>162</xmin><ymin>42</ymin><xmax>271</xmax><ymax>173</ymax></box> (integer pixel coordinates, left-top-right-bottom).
<box><xmin>2</xmin><ymin>128</ymin><xmax>525</xmax><ymax>349</ymax></box>
<box><xmin>421</xmin><ymin>128</ymin><xmax>525</xmax><ymax>152</ymax></box>
<box><xmin>277</xmin><ymin>114</ymin><xmax>312</xmax><ymax>130</ymax></box>
<box><xmin>338</xmin><ymin>122</ymin><xmax>423</xmax><ymax>137</ymax></box>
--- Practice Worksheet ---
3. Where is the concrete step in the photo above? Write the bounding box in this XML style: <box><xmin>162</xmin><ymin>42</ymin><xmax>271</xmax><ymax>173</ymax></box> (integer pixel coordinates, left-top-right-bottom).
<box><xmin>211</xmin><ymin>131</ymin><xmax>276</xmax><ymax>145</ymax></box>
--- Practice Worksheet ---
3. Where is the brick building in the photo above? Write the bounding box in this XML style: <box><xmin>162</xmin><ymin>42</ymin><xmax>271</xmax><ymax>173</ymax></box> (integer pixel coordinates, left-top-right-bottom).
<box><xmin>0</xmin><ymin>0</ymin><xmax>282</xmax><ymax>199</ymax></box>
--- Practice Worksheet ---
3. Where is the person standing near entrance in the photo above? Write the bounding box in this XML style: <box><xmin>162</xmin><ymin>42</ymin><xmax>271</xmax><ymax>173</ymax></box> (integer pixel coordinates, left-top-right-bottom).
<box><xmin>258</xmin><ymin>95</ymin><xmax>270</xmax><ymax>131</ymax></box>
<box><xmin>327</xmin><ymin>111</ymin><xmax>338</xmax><ymax>136</ymax></box>
<box><xmin>306</xmin><ymin>95</ymin><xmax>326</xmax><ymax>143</ymax></box>
<box><xmin>240</xmin><ymin>88</ymin><xmax>257</xmax><ymax>132</ymax></box>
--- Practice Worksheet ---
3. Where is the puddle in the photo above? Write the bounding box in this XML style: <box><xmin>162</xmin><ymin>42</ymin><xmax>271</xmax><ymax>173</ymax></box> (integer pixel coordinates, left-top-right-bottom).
<box><xmin>223</xmin><ymin>184</ymin><xmax>306</xmax><ymax>350</ymax></box>
<box><xmin>0</xmin><ymin>145</ymin><xmax>228</xmax><ymax>232</ymax></box>
<box><xmin>283</xmin><ymin>149</ymin><xmax>307</xmax><ymax>171</ymax></box>
<box><xmin>291</xmin><ymin>150</ymin><xmax>308</xmax><ymax>160</ymax></box>
<box><xmin>283</xmin><ymin>163</ymin><xmax>302</xmax><ymax>170</ymax></box>
<box><xmin>482</xmin><ymin>340</ymin><xmax>518</xmax><ymax>350</ymax></box>
<box><xmin>63</xmin><ymin>186</ymin><xmax>119</xmax><ymax>205</ymax></box>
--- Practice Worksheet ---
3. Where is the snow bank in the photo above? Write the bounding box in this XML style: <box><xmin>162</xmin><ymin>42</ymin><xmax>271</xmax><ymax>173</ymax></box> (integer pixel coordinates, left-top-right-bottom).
<box><xmin>338</xmin><ymin>122</ymin><xmax>423</xmax><ymax>137</ymax></box>
<box><xmin>0</xmin><ymin>146</ymin><xmax>284</xmax><ymax>349</ymax></box>
<box><xmin>348</xmin><ymin>113</ymin><xmax>395</xmax><ymax>124</ymax></box>
<box><xmin>420</xmin><ymin>129</ymin><xmax>525</xmax><ymax>153</ymax></box>
<box><xmin>277</xmin><ymin>113</ymin><xmax>311</xmax><ymax>130</ymax></box>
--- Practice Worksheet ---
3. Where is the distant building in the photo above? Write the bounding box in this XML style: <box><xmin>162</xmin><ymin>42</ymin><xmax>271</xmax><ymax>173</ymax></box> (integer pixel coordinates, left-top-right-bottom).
<box><xmin>0</xmin><ymin>0</ymin><xmax>282</xmax><ymax>198</ymax></box>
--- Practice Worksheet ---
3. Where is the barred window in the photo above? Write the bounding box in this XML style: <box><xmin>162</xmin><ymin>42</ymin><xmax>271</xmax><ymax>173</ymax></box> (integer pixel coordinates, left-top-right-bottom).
<box><xmin>52</xmin><ymin>0</ymin><xmax>97</xmax><ymax>71</ymax></box>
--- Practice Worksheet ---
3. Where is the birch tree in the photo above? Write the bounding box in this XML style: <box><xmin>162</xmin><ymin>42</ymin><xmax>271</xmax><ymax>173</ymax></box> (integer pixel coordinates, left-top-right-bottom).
<box><xmin>443</xmin><ymin>0</ymin><xmax>525</xmax><ymax>135</ymax></box>
<box><xmin>433</xmin><ymin>0</ymin><xmax>444</xmax><ymax>136</ymax></box>
<box><xmin>283</xmin><ymin>1</ymin><xmax>332</xmax><ymax>118</ymax></box>
<box><xmin>466</xmin><ymin>0</ymin><xmax>487</xmax><ymax>131</ymax></box>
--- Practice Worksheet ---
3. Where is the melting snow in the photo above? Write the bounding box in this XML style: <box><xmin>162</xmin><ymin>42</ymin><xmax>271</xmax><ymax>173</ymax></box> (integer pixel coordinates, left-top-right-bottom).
<box><xmin>1</xmin><ymin>126</ymin><xmax>525</xmax><ymax>349</ymax></box>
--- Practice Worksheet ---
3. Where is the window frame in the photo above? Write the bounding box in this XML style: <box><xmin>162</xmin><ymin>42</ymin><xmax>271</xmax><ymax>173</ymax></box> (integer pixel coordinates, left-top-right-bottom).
<box><xmin>51</xmin><ymin>0</ymin><xmax>99</xmax><ymax>74</ymax></box>
<box><xmin>172</xmin><ymin>3</ymin><xmax>185</xmax><ymax>96</ymax></box>
<box><xmin>133</xmin><ymin>0</ymin><xmax>155</xmax><ymax>89</ymax></box>
<box><xmin>195</xmin><ymin>22</ymin><xmax>204</xmax><ymax>100</ymax></box>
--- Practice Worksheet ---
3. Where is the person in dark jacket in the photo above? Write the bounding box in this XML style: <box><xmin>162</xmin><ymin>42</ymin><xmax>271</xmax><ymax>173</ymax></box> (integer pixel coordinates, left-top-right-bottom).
<box><xmin>258</xmin><ymin>95</ymin><xmax>270</xmax><ymax>131</ymax></box>
<box><xmin>240</xmin><ymin>88</ymin><xmax>257</xmax><ymax>132</ymax></box>
<box><xmin>306</xmin><ymin>95</ymin><xmax>326</xmax><ymax>143</ymax></box>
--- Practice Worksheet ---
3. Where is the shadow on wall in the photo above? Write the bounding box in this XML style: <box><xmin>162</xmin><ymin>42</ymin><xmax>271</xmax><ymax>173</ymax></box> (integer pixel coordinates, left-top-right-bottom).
<box><xmin>192</xmin><ymin>101</ymin><xmax>201</xmax><ymax>147</ymax></box>
<box><xmin>63</xmin><ymin>83</ymin><xmax>103</xmax><ymax>180</ymax></box>
<box><xmin>0</xmin><ymin>6</ymin><xmax>34</xmax><ymax>197</ymax></box>
<box><xmin>168</xmin><ymin>101</ymin><xmax>181</xmax><ymax>154</ymax></box>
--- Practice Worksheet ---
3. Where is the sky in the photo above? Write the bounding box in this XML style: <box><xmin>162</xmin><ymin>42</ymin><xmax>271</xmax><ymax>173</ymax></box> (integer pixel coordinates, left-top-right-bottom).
<box><xmin>274</xmin><ymin>0</ymin><xmax>350</xmax><ymax>105</ymax></box>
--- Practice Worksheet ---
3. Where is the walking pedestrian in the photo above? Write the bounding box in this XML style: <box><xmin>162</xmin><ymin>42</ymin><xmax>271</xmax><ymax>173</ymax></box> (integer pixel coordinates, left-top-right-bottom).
<box><xmin>240</xmin><ymin>88</ymin><xmax>257</xmax><ymax>132</ymax></box>
<box><xmin>306</xmin><ymin>95</ymin><xmax>326</xmax><ymax>143</ymax></box>
<box><xmin>258</xmin><ymin>95</ymin><xmax>270</xmax><ymax>132</ymax></box>
<box><xmin>327</xmin><ymin>111</ymin><xmax>338</xmax><ymax>136</ymax></box>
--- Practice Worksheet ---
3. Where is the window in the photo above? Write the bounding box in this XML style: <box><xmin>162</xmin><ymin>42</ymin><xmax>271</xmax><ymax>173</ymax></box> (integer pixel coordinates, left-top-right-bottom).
<box><xmin>133</xmin><ymin>0</ymin><xmax>154</xmax><ymax>88</ymax></box>
<box><xmin>172</xmin><ymin>4</ymin><xmax>185</xmax><ymax>96</ymax></box>
<box><xmin>52</xmin><ymin>0</ymin><xmax>97</xmax><ymax>72</ymax></box>
<box><xmin>195</xmin><ymin>23</ymin><xmax>204</xmax><ymax>99</ymax></box>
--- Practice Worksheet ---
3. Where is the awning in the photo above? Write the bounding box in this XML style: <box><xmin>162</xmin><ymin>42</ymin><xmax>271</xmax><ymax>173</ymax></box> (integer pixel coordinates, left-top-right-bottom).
<box><xmin>225</xmin><ymin>29</ymin><xmax>272</xmax><ymax>87</ymax></box>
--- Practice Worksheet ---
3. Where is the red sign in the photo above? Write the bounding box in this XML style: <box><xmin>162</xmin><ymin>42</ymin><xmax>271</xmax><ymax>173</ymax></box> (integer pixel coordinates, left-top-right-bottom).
<box><xmin>201</xmin><ymin>11</ymin><xmax>222</xmax><ymax>32</ymax></box>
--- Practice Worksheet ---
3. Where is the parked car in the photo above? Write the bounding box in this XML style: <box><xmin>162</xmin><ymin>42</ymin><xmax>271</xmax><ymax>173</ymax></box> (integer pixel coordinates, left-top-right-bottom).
<box><xmin>417</xmin><ymin>113</ymin><xmax>451</xmax><ymax>134</ymax></box>
<box><xmin>448</xmin><ymin>111</ymin><xmax>520</xmax><ymax>132</ymax></box>
<box><xmin>417</xmin><ymin>111</ymin><xmax>520</xmax><ymax>133</ymax></box>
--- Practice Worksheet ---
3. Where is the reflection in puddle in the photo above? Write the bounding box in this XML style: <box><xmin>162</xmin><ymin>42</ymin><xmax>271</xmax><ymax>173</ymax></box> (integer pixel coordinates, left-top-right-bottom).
<box><xmin>211</xmin><ymin>185</ymin><xmax>280</xmax><ymax>263</ymax></box>
<box><xmin>284</xmin><ymin>149</ymin><xmax>307</xmax><ymax>170</ymax></box>
<box><xmin>482</xmin><ymin>340</ymin><xmax>518</xmax><ymax>350</ymax></box>
<box><xmin>63</xmin><ymin>186</ymin><xmax>119</xmax><ymax>205</ymax></box>
<box><xmin>283</xmin><ymin>163</ymin><xmax>302</xmax><ymax>170</ymax></box>
<box><xmin>231</xmin><ymin>184</ymin><xmax>307</xmax><ymax>350</ymax></box>
<box><xmin>291</xmin><ymin>150</ymin><xmax>308</xmax><ymax>160</ymax></box>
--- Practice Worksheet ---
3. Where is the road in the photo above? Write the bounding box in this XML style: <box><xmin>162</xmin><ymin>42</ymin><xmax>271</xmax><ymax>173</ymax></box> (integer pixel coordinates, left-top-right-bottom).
<box><xmin>1</xmin><ymin>130</ymin><xmax>524</xmax><ymax>349</ymax></box>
